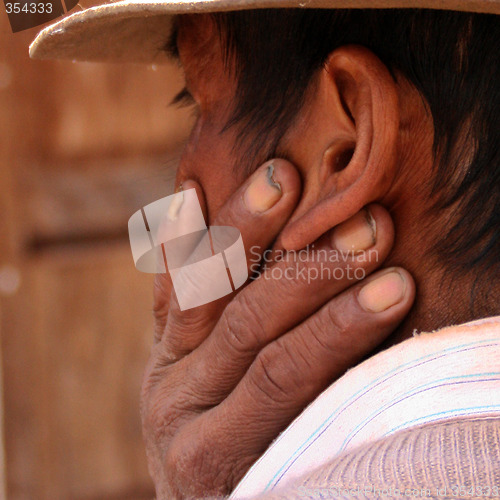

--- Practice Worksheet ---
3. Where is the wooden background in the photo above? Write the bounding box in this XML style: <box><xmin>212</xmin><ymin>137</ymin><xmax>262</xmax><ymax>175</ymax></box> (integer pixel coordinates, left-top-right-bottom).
<box><xmin>0</xmin><ymin>5</ymin><xmax>193</xmax><ymax>498</ymax></box>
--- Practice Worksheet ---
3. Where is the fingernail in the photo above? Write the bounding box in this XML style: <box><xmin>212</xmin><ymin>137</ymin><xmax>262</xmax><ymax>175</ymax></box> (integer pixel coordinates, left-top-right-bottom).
<box><xmin>332</xmin><ymin>208</ymin><xmax>376</xmax><ymax>254</ymax></box>
<box><xmin>358</xmin><ymin>271</ymin><xmax>406</xmax><ymax>313</ymax></box>
<box><xmin>244</xmin><ymin>164</ymin><xmax>282</xmax><ymax>213</ymax></box>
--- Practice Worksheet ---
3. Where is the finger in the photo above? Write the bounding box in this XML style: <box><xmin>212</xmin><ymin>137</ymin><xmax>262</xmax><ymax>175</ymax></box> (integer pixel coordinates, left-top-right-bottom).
<box><xmin>191</xmin><ymin>267</ymin><xmax>416</xmax><ymax>488</ymax></box>
<box><xmin>159</xmin><ymin>160</ymin><xmax>301</xmax><ymax>357</ymax></box>
<box><xmin>152</xmin><ymin>179</ymin><xmax>208</xmax><ymax>344</ymax></box>
<box><xmin>181</xmin><ymin>204</ymin><xmax>394</xmax><ymax>399</ymax></box>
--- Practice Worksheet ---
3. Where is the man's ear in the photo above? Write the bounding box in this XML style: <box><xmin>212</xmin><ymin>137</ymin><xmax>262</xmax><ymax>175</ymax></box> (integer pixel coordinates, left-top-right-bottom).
<box><xmin>280</xmin><ymin>45</ymin><xmax>399</xmax><ymax>251</ymax></box>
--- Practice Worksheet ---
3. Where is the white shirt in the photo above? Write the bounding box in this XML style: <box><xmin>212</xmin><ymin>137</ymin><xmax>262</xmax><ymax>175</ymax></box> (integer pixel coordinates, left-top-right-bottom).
<box><xmin>231</xmin><ymin>316</ymin><xmax>500</xmax><ymax>499</ymax></box>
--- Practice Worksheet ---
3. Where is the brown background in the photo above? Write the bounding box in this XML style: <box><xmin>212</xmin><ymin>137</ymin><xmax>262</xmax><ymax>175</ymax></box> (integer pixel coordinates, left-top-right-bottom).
<box><xmin>0</xmin><ymin>5</ymin><xmax>193</xmax><ymax>498</ymax></box>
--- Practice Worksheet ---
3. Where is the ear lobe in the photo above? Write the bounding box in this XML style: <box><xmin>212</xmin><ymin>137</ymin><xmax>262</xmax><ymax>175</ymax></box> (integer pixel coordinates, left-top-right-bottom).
<box><xmin>280</xmin><ymin>45</ymin><xmax>399</xmax><ymax>251</ymax></box>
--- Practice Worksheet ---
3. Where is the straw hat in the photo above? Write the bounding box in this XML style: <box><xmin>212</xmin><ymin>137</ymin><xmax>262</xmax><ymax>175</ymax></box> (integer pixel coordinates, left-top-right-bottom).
<box><xmin>30</xmin><ymin>0</ymin><xmax>500</xmax><ymax>64</ymax></box>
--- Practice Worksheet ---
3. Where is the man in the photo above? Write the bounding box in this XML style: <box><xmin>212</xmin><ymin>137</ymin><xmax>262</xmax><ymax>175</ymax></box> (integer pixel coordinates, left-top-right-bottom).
<box><xmin>31</xmin><ymin>1</ymin><xmax>499</xmax><ymax>499</ymax></box>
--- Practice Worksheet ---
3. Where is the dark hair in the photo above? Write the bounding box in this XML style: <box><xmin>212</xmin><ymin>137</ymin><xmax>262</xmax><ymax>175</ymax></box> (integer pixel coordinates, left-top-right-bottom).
<box><xmin>210</xmin><ymin>9</ymin><xmax>499</xmax><ymax>274</ymax></box>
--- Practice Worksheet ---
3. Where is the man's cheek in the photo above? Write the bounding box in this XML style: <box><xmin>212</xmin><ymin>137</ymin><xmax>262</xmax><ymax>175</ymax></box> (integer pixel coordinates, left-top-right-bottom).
<box><xmin>178</xmin><ymin>143</ymin><xmax>247</xmax><ymax>222</ymax></box>
<box><xmin>187</xmin><ymin>116</ymin><xmax>203</xmax><ymax>150</ymax></box>
<box><xmin>176</xmin><ymin>119</ymin><xmax>203</xmax><ymax>181</ymax></box>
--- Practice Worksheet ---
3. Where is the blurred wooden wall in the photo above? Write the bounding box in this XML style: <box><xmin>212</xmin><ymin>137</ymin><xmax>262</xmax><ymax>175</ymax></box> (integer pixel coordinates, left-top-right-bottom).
<box><xmin>0</xmin><ymin>8</ymin><xmax>193</xmax><ymax>499</ymax></box>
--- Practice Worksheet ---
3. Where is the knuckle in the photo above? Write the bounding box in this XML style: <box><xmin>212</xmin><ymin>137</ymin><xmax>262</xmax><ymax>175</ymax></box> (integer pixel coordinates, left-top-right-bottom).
<box><xmin>140</xmin><ymin>389</ymin><xmax>168</xmax><ymax>444</ymax></box>
<box><xmin>142</xmin><ymin>386</ymin><xmax>196</xmax><ymax>446</ymax></box>
<box><xmin>140</xmin><ymin>360</ymin><xmax>165</xmax><ymax>426</ymax></box>
<box><xmin>251</xmin><ymin>341</ymin><xmax>305</xmax><ymax>405</ymax></box>
<box><xmin>221</xmin><ymin>292</ymin><xmax>268</xmax><ymax>354</ymax></box>
<box><xmin>298</xmin><ymin>315</ymin><xmax>344</xmax><ymax>365</ymax></box>
<box><xmin>143</xmin><ymin>344</ymin><xmax>177</xmax><ymax>385</ymax></box>
<box><xmin>164</xmin><ymin>309</ymin><xmax>211</xmax><ymax>355</ymax></box>
<box><xmin>322</xmin><ymin>300</ymin><xmax>354</xmax><ymax>339</ymax></box>
<box><xmin>140</xmin><ymin>384</ymin><xmax>173</xmax><ymax>441</ymax></box>
<box><xmin>305</xmin><ymin>300</ymin><xmax>358</xmax><ymax>357</ymax></box>
<box><xmin>140</xmin><ymin>361</ymin><xmax>197</xmax><ymax>444</ymax></box>
<box><xmin>284</xmin><ymin>327</ymin><xmax>319</xmax><ymax>370</ymax></box>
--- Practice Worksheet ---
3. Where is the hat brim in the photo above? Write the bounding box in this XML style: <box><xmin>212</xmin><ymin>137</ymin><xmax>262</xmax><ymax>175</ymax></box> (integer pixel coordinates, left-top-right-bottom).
<box><xmin>30</xmin><ymin>0</ymin><xmax>500</xmax><ymax>64</ymax></box>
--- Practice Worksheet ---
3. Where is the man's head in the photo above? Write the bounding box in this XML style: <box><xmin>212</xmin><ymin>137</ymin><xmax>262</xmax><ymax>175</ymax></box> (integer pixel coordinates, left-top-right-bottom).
<box><xmin>168</xmin><ymin>9</ymin><xmax>499</xmax><ymax>331</ymax></box>
<box><xmin>29</xmin><ymin>3</ymin><xmax>499</xmax><ymax>333</ymax></box>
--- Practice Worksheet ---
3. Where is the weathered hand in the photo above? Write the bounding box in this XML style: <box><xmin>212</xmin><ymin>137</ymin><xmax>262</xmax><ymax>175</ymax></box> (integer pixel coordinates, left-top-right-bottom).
<box><xmin>141</xmin><ymin>160</ymin><xmax>415</xmax><ymax>499</ymax></box>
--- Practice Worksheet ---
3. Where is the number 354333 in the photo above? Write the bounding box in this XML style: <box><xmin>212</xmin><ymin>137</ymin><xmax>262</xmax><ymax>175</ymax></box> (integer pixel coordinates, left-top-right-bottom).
<box><xmin>5</xmin><ymin>2</ymin><xmax>53</xmax><ymax>13</ymax></box>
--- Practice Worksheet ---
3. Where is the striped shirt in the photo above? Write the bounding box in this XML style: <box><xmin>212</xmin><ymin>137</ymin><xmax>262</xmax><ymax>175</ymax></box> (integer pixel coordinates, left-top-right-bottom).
<box><xmin>231</xmin><ymin>316</ymin><xmax>500</xmax><ymax>499</ymax></box>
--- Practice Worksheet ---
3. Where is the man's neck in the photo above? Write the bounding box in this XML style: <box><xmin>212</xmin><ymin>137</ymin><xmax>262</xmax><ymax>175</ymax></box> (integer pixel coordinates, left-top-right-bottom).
<box><xmin>378</xmin><ymin>209</ymin><xmax>499</xmax><ymax>348</ymax></box>
<box><xmin>377</xmin><ymin>81</ymin><xmax>499</xmax><ymax>346</ymax></box>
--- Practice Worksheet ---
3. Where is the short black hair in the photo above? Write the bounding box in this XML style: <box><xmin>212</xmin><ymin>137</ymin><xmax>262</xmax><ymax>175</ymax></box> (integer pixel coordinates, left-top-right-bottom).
<box><xmin>208</xmin><ymin>9</ymin><xmax>499</xmax><ymax>275</ymax></box>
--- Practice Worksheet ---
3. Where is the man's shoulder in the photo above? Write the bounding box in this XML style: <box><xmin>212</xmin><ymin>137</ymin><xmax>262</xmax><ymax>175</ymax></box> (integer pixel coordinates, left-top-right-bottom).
<box><xmin>232</xmin><ymin>316</ymin><xmax>500</xmax><ymax>499</ymax></box>
<box><xmin>259</xmin><ymin>415</ymin><xmax>500</xmax><ymax>499</ymax></box>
